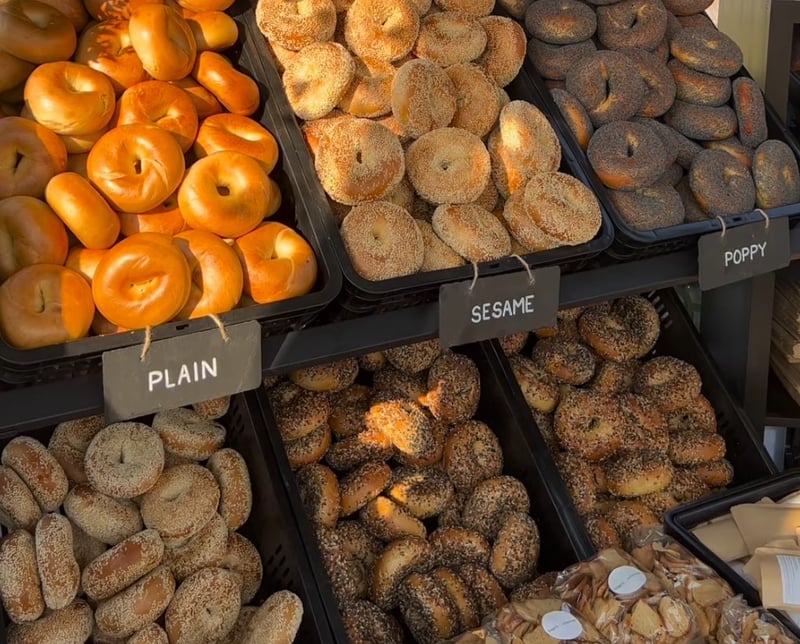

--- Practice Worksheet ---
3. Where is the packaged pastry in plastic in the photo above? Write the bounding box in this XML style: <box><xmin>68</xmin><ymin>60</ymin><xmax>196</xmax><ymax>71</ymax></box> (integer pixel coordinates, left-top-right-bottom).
<box><xmin>553</xmin><ymin>548</ymin><xmax>699</xmax><ymax>643</ymax></box>
<box><xmin>717</xmin><ymin>597</ymin><xmax>796</xmax><ymax>644</ymax></box>
<box><xmin>629</xmin><ymin>526</ymin><xmax>734</xmax><ymax>638</ymax></box>
<box><xmin>449</xmin><ymin>597</ymin><xmax>608</xmax><ymax>643</ymax></box>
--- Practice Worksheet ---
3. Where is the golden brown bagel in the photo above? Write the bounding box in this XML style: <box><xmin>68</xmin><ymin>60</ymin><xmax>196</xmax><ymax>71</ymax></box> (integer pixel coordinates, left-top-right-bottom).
<box><xmin>75</xmin><ymin>20</ymin><xmax>149</xmax><ymax>94</ymax></box>
<box><xmin>119</xmin><ymin>190</ymin><xmax>186</xmax><ymax>237</ymax></box>
<box><xmin>92</xmin><ymin>232</ymin><xmax>192</xmax><ymax>328</ymax></box>
<box><xmin>0</xmin><ymin>196</ymin><xmax>68</xmax><ymax>281</ymax></box>
<box><xmin>24</xmin><ymin>61</ymin><xmax>116</xmax><ymax>136</ymax></box>
<box><xmin>173</xmin><ymin>229</ymin><xmax>243</xmax><ymax>319</ymax></box>
<box><xmin>0</xmin><ymin>0</ymin><xmax>77</xmax><ymax>63</ymax></box>
<box><xmin>0</xmin><ymin>117</ymin><xmax>67</xmax><ymax>199</ymax></box>
<box><xmin>129</xmin><ymin>4</ymin><xmax>197</xmax><ymax>80</ymax></box>
<box><xmin>192</xmin><ymin>51</ymin><xmax>259</xmax><ymax>115</ymax></box>
<box><xmin>0</xmin><ymin>264</ymin><xmax>95</xmax><ymax>348</ymax></box>
<box><xmin>45</xmin><ymin>172</ymin><xmax>121</xmax><ymax>250</ymax></box>
<box><xmin>186</xmin><ymin>11</ymin><xmax>238</xmax><ymax>51</ymax></box>
<box><xmin>87</xmin><ymin>123</ymin><xmax>186</xmax><ymax>213</ymax></box>
<box><xmin>178</xmin><ymin>150</ymin><xmax>272</xmax><ymax>237</ymax></box>
<box><xmin>115</xmin><ymin>80</ymin><xmax>199</xmax><ymax>152</ymax></box>
<box><xmin>193</xmin><ymin>113</ymin><xmax>279</xmax><ymax>173</ymax></box>
<box><xmin>233</xmin><ymin>222</ymin><xmax>317</xmax><ymax>304</ymax></box>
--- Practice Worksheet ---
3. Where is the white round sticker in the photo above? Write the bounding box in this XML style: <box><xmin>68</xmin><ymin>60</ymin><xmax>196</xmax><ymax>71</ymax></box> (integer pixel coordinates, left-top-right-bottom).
<box><xmin>608</xmin><ymin>565</ymin><xmax>647</xmax><ymax>596</ymax></box>
<box><xmin>541</xmin><ymin>611</ymin><xmax>584</xmax><ymax>640</ymax></box>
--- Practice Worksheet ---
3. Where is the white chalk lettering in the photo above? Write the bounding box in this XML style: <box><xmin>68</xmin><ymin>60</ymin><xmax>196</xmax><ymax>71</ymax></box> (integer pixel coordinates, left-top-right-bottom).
<box><xmin>724</xmin><ymin>242</ymin><xmax>767</xmax><ymax>267</ymax></box>
<box><xmin>471</xmin><ymin>295</ymin><xmax>535</xmax><ymax>323</ymax></box>
<box><xmin>146</xmin><ymin>358</ymin><xmax>219</xmax><ymax>392</ymax></box>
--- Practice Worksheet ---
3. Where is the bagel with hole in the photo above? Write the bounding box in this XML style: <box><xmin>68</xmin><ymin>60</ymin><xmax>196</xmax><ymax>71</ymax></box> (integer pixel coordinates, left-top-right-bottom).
<box><xmin>0</xmin><ymin>264</ymin><xmax>94</xmax><ymax>348</ymax></box>
<box><xmin>178</xmin><ymin>150</ymin><xmax>273</xmax><ymax>237</ymax></box>
<box><xmin>24</xmin><ymin>62</ymin><xmax>116</xmax><ymax>136</ymax></box>
<box><xmin>45</xmin><ymin>172</ymin><xmax>121</xmax><ymax>250</ymax></box>
<box><xmin>0</xmin><ymin>196</ymin><xmax>68</xmax><ymax>281</ymax></box>
<box><xmin>87</xmin><ymin>123</ymin><xmax>185</xmax><ymax>213</ymax></box>
<box><xmin>173</xmin><ymin>229</ymin><xmax>244</xmax><ymax>319</ymax></box>
<box><xmin>0</xmin><ymin>117</ymin><xmax>67</xmax><ymax>200</ymax></box>
<box><xmin>129</xmin><ymin>4</ymin><xmax>197</xmax><ymax>80</ymax></box>
<box><xmin>233</xmin><ymin>222</ymin><xmax>317</xmax><ymax>304</ymax></box>
<box><xmin>92</xmin><ymin>232</ymin><xmax>192</xmax><ymax>328</ymax></box>
<box><xmin>0</xmin><ymin>0</ymin><xmax>77</xmax><ymax>64</ymax></box>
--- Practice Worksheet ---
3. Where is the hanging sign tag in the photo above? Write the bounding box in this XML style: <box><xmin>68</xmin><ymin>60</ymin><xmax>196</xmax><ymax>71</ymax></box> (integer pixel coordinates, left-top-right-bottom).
<box><xmin>698</xmin><ymin>216</ymin><xmax>790</xmax><ymax>291</ymax></box>
<box><xmin>438</xmin><ymin>265</ymin><xmax>560</xmax><ymax>348</ymax></box>
<box><xmin>103</xmin><ymin>321</ymin><xmax>262</xmax><ymax>422</ymax></box>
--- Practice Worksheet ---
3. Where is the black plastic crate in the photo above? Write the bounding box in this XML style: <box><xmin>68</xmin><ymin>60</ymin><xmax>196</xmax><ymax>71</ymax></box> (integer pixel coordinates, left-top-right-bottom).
<box><xmin>255</xmin><ymin>341</ymin><xmax>595</xmax><ymax>643</ymax></box>
<box><xmin>522</xmin><ymin>28</ymin><xmax>800</xmax><ymax>260</ymax></box>
<box><xmin>491</xmin><ymin>288</ymin><xmax>777</xmax><ymax>558</ymax></box>
<box><xmin>0</xmin><ymin>392</ymin><xmax>336</xmax><ymax>643</ymax></box>
<box><xmin>0</xmin><ymin>0</ymin><xmax>342</xmax><ymax>385</ymax></box>
<box><xmin>239</xmin><ymin>15</ymin><xmax>613</xmax><ymax>318</ymax></box>
<box><xmin>665</xmin><ymin>469</ymin><xmax>800</xmax><ymax>637</ymax></box>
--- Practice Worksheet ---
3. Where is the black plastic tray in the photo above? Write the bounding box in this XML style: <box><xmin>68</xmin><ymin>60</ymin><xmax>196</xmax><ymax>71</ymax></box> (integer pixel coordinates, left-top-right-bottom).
<box><xmin>240</xmin><ymin>15</ymin><xmax>613</xmax><ymax>317</ymax></box>
<box><xmin>522</xmin><ymin>27</ymin><xmax>800</xmax><ymax>260</ymax></box>
<box><xmin>0</xmin><ymin>0</ymin><xmax>342</xmax><ymax>385</ymax></box>
<box><xmin>665</xmin><ymin>469</ymin><xmax>800</xmax><ymax>637</ymax></box>
<box><xmin>492</xmin><ymin>288</ymin><xmax>778</xmax><ymax>555</ymax></box>
<box><xmin>0</xmin><ymin>392</ymin><xmax>337</xmax><ymax>643</ymax></box>
<box><xmin>255</xmin><ymin>341</ymin><xmax>596</xmax><ymax>643</ymax></box>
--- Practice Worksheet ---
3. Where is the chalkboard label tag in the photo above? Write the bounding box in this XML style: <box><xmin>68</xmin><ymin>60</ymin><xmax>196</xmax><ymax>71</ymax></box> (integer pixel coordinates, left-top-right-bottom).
<box><xmin>103</xmin><ymin>321</ymin><xmax>262</xmax><ymax>422</ymax></box>
<box><xmin>439</xmin><ymin>265</ymin><xmax>560</xmax><ymax>348</ymax></box>
<box><xmin>698</xmin><ymin>216</ymin><xmax>790</xmax><ymax>291</ymax></box>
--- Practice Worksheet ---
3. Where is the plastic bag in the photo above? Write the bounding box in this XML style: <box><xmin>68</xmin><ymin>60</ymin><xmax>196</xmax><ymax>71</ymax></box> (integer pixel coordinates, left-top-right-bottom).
<box><xmin>717</xmin><ymin>596</ymin><xmax>797</xmax><ymax>644</ymax></box>
<box><xmin>553</xmin><ymin>548</ymin><xmax>699</xmax><ymax>643</ymax></box>
<box><xmin>628</xmin><ymin>525</ymin><xmax>734</xmax><ymax>639</ymax></box>
<box><xmin>448</xmin><ymin>597</ymin><xmax>608</xmax><ymax>643</ymax></box>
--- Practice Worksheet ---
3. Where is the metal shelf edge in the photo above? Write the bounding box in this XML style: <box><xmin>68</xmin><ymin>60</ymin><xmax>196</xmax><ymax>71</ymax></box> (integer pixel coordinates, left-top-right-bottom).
<box><xmin>0</xmin><ymin>247</ymin><xmax>711</xmax><ymax>432</ymax></box>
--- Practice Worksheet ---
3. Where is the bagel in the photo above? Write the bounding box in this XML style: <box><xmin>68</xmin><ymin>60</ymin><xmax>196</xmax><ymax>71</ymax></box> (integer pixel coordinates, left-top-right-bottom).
<box><xmin>88</xmin><ymin>124</ymin><xmax>185</xmax><ymax>213</ymax></box>
<box><xmin>63</xmin><ymin>484</ymin><xmax>142</xmax><ymax>545</ymax></box>
<box><xmin>0</xmin><ymin>0</ymin><xmax>77</xmax><ymax>63</ymax></box>
<box><xmin>0</xmin><ymin>196</ymin><xmax>68</xmax><ymax>281</ymax></box>
<box><xmin>129</xmin><ymin>4</ymin><xmax>197</xmax><ymax>80</ymax></box>
<box><xmin>84</xmin><ymin>422</ymin><xmax>165</xmax><ymax>499</ymax></box>
<box><xmin>192</xmin><ymin>51</ymin><xmax>259</xmax><ymax>116</ymax></box>
<box><xmin>193</xmin><ymin>113</ymin><xmax>279</xmax><ymax>174</ymax></box>
<box><xmin>0</xmin><ymin>50</ymin><xmax>35</xmax><ymax>95</ymax></box>
<box><xmin>92</xmin><ymin>232</ymin><xmax>191</xmax><ymax>328</ymax></box>
<box><xmin>75</xmin><ymin>20</ymin><xmax>148</xmax><ymax>93</ymax></box>
<box><xmin>45</xmin><ymin>172</ymin><xmax>120</xmax><ymax>250</ymax></box>
<box><xmin>115</xmin><ymin>80</ymin><xmax>199</xmax><ymax>152</ymax></box>
<box><xmin>0</xmin><ymin>117</ymin><xmax>67</xmax><ymax>199</ymax></box>
<box><xmin>173</xmin><ymin>229</ymin><xmax>244</xmax><ymax>319</ymax></box>
<box><xmin>0</xmin><ymin>265</ymin><xmax>94</xmax><ymax>349</ymax></box>
<box><xmin>233</xmin><ymin>222</ymin><xmax>318</xmax><ymax>304</ymax></box>
<box><xmin>140</xmin><ymin>464</ymin><xmax>220</xmax><ymax>546</ymax></box>
<box><xmin>24</xmin><ymin>62</ymin><xmax>115</xmax><ymax>136</ymax></box>
<box><xmin>186</xmin><ymin>10</ymin><xmax>238</xmax><ymax>51</ymax></box>
<box><xmin>179</xmin><ymin>150</ymin><xmax>273</xmax><ymax>237</ymax></box>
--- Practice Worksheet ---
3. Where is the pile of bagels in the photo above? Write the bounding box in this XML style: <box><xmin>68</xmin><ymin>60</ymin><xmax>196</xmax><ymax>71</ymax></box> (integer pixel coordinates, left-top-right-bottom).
<box><xmin>0</xmin><ymin>396</ymin><xmax>303</xmax><ymax>643</ymax></box>
<box><xmin>521</xmin><ymin>0</ymin><xmax>800</xmax><ymax>230</ymax></box>
<box><xmin>503</xmin><ymin>296</ymin><xmax>733</xmax><ymax>556</ymax></box>
<box><xmin>256</xmin><ymin>0</ymin><xmax>603</xmax><ymax>282</ymax></box>
<box><xmin>266</xmin><ymin>345</ymin><xmax>549</xmax><ymax>644</ymax></box>
<box><xmin>0</xmin><ymin>0</ymin><xmax>319</xmax><ymax>351</ymax></box>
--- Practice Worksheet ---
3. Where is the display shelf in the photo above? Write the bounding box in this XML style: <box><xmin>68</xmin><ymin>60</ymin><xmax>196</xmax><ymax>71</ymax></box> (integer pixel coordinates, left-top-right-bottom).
<box><xmin>0</xmin><ymin>248</ymin><xmax>699</xmax><ymax>431</ymax></box>
<box><xmin>766</xmin><ymin>367</ymin><xmax>800</xmax><ymax>427</ymax></box>
<box><xmin>5</xmin><ymin>227</ymin><xmax>800</xmax><ymax>433</ymax></box>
